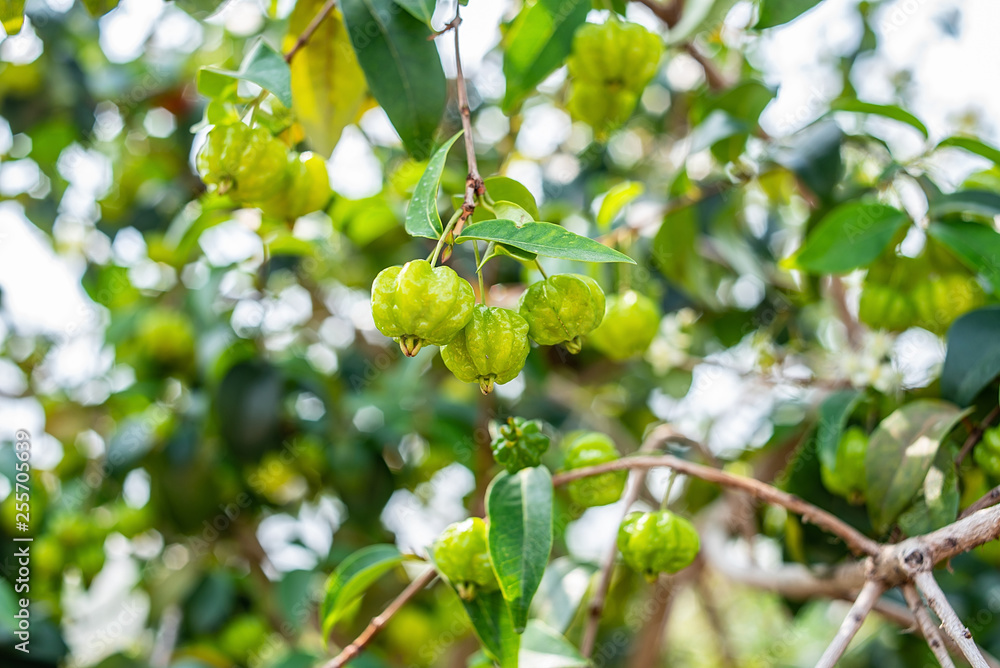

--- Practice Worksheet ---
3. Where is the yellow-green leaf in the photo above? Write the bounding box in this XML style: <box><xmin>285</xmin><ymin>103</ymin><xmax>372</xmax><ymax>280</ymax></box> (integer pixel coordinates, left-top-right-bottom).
<box><xmin>1</xmin><ymin>0</ymin><xmax>25</xmax><ymax>35</ymax></box>
<box><xmin>596</xmin><ymin>181</ymin><xmax>644</xmax><ymax>230</ymax></box>
<box><xmin>285</xmin><ymin>1</ymin><xmax>367</xmax><ymax>156</ymax></box>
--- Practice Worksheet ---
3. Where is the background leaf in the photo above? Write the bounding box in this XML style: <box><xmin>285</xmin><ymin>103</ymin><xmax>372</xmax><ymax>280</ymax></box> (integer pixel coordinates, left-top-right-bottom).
<box><xmin>927</xmin><ymin>190</ymin><xmax>1000</xmax><ymax>220</ymax></box>
<box><xmin>597</xmin><ymin>182</ymin><xmax>644</xmax><ymax>230</ymax></box>
<box><xmin>320</xmin><ymin>544</ymin><xmax>405</xmax><ymax>638</ymax></box>
<box><xmin>486</xmin><ymin>467</ymin><xmax>554</xmax><ymax>632</ymax></box>
<box><xmin>457</xmin><ymin>220</ymin><xmax>635</xmax><ymax>264</ymax></box>
<box><xmin>789</xmin><ymin>200</ymin><xmax>909</xmax><ymax>274</ymax></box>
<box><xmin>81</xmin><ymin>0</ymin><xmax>120</xmax><ymax>17</ymax></box>
<box><xmin>529</xmin><ymin>558</ymin><xmax>596</xmax><ymax>634</ymax></box>
<box><xmin>483</xmin><ymin>177</ymin><xmax>540</xmax><ymax>220</ymax></box>
<box><xmin>816</xmin><ymin>390</ymin><xmax>864</xmax><ymax>474</ymax></box>
<box><xmin>341</xmin><ymin>0</ymin><xmax>446</xmax><ymax>158</ymax></box>
<box><xmin>928</xmin><ymin>220</ymin><xmax>1000</xmax><ymax>293</ymax></box>
<box><xmin>501</xmin><ymin>0</ymin><xmax>589</xmax><ymax>111</ymax></box>
<box><xmin>1</xmin><ymin>0</ymin><xmax>25</xmax><ymax>34</ymax></box>
<box><xmin>391</xmin><ymin>0</ymin><xmax>435</xmax><ymax>25</ymax></box>
<box><xmin>937</xmin><ymin>135</ymin><xmax>1000</xmax><ymax>166</ymax></box>
<box><xmin>865</xmin><ymin>400</ymin><xmax>970</xmax><ymax>534</ymax></box>
<box><xmin>668</xmin><ymin>0</ymin><xmax>739</xmax><ymax>43</ymax></box>
<box><xmin>754</xmin><ymin>0</ymin><xmax>823</xmax><ymax>29</ymax></box>
<box><xmin>404</xmin><ymin>130</ymin><xmax>463</xmax><ymax>239</ymax></box>
<box><xmin>940</xmin><ymin>307</ymin><xmax>1000</xmax><ymax>406</ymax></box>
<box><xmin>199</xmin><ymin>39</ymin><xmax>293</xmax><ymax>108</ymax></box>
<box><xmin>829</xmin><ymin>98</ymin><xmax>929</xmax><ymax>138</ymax></box>
<box><xmin>285</xmin><ymin>2</ymin><xmax>367</xmax><ymax>156</ymax></box>
<box><xmin>519</xmin><ymin>620</ymin><xmax>589</xmax><ymax>667</ymax></box>
<box><xmin>896</xmin><ymin>446</ymin><xmax>959</xmax><ymax>536</ymax></box>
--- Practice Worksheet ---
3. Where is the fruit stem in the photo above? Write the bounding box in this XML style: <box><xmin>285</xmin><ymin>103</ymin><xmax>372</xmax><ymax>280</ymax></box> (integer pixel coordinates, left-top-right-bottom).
<box><xmin>660</xmin><ymin>470</ymin><xmax>677</xmax><ymax>509</ymax></box>
<box><xmin>472</xmin><ymin>240</ymin><xmax>486</xmax><ymax>303</ymax></box>
<box><xmin>534</xmin><ymin>260</ymin><xmax>548</xmax><ymax>279</ymax></box>
<box><xmin>428</xmin><ymin>209</ymin><xmax>462</xmax><ymax>266</ymax></box>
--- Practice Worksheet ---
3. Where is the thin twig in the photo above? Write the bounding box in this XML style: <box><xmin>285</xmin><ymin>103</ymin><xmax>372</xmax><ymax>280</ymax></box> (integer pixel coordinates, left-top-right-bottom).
<box><xmin>451</xmin><ymin>5</ymin><xmax>483</xmax><ymax>240</ymax></box>
<box><xmin>956</xmin><ymin>405</ymin><xmax>1000</xmax><ymax>465</ymax></box>
<box><xmin>580</xmin><ymin>437</ymin><xmax>661</xmax><ymax>657</ymax></box>
<box><xmin>814</xmin><ymin>580</ymin><xmax>884</xmax><ymax>668</ymax></box>
<box><xmin>150</xmin><ymin>604</ymin><xmax>182</xmax><ymax>668</ymax></box>
<box><xmin>902</xmin><ymin>584</ymin><xmax>956</xmax><ymax>668</ymax></box>
<box><xmin>682</xmin><ymin>43</ymin><xmax>728</xmax><ymax>91</ymax></box>
<box><xmin>960</xmin><ymin>484</ymin><xmax>1000</xmax><ymax>519</ymax></box>
<box><xmin>284</xmin><ymin>0</ymin><xmax>338</xmax><ymax>63</ymax></box>
<box><xmin>632</xmin><ymin>0</ymin><xmax>684</xmax><ymax>27</ymax></box>
<box><xmin>914</xmin><ymin>571</ymin><xmax>991</xmax><ymax>668</ymax></box>
<box><xmin>828</xmin><ymin>275</ymin><xmax>862</xmax><ymax>348</ymax></box>
<box><xmin>694</xmin><ymin>573</ymin><xmax>737</xmax><ymax>667</ymax></box>
<box><xmin>321</xmin><ymin>568</ymin><xmax>438</xmax><ymax>668</ymax></box>
<box><xmin>552</xmin><ymin>429</ymin><xmax>881</xmax><ymax>556</ymax></box>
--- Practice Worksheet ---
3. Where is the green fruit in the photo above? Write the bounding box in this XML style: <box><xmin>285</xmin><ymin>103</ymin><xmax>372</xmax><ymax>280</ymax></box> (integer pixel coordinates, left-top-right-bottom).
<box><xmin>371</xmin><ymin>259</ymin><xmax>476</xmax><ymax>357</ymax></box>
<box><xmin>974</xmin><ymin>428</ymin><xmax>1000</xmax><ymax>480</ymax></box>
<box><xmin>137</xmin><ymin>308</ymin><xmax>196</xmax><ymax>373</ymax></box>
<box><xmin>588</xmin><ymin>290</ymin><xmax>660</xmax><ymax>361</ymax></box>
<box><xmin>196</xmin><ymin>123</ymin><xmax>289</xmax><ymax>201</ymax></box>
<box><xmin>518</xmin><ymin>274</ymin><xmax>605</xmax><ymax>353</ymax></box>
<box><xmin>617</xmin><ymin>510</ymin><xmax>700</xmax><ymax>580</ymax></box>
<box><xmin>858</xmin><ymin>283</ymin><xmax>916</xmax><ymax>332</ymax></box>
<box><xmin>491</xmin><ymin>417</ymin><xmax>550</xmax><ymax>473</ymax></box>
<box><xmin>820</xmin><ymin>426</ymin><xmax>868</xmax><ymax>503</ymax></box>
<box><xmin>432</xmin><ymin>518</ymin><xmax>498</xmax><ymax>599</ymax></box>
<box><xmin>258</xmin><ymin>151</ymin><xmax>332</xmax><ymax>220</ymax></box>
<box><xmin>562</xmin><ymin>432</ymin><xmax>627</xmax><ymax>508</ymax></box>
<box><xmin>440</xmin><ymin>305</ymin><xmax>530</xmax><ymax>394</ymax></box>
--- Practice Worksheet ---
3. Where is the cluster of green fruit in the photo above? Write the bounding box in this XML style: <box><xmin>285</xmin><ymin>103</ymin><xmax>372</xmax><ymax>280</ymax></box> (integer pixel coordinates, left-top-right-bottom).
<box><xmin>434</xmin><ymin>429</ymin><xmax>699</xmax><ymax>597</ymax></box>
<box><xmin>371</xmin><ymin>261</ymin><xmax>661</xmax><ymax>393</ymax></box>
<box><xmin>567</xmin><ymin>21</ymin><xmax>664</xmax><ymax>136</ymax></box>
<box><xmin>860</xmin><ymin>246</ymin><xmax>985</xmax><ymax>335</ymax></box>
<box><xmin>197</xmin><ymin>122</ymin><xmax>332</xmax><ymax>220</ymax></box>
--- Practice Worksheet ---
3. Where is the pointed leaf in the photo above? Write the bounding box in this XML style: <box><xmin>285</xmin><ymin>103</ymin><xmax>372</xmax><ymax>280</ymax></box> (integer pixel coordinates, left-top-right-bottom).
<box><xmin>199</xmin><ymin>39</ymin><xmax>293</xmax><ymax>108</ymax></box>
<box><xmin>927</xmin><ymin>220</ymin><xmax>1000</xmax><ymax>293</ymax></box>
<box><xmin>788</xmin><ymin>200</ymin><xmax>909</xmax><ymax>274</ymax></box>
<box><xmin>830</xmin><ymin>98</ymin><xmax>929</xmax><ymax>138</ymax></box>
<box><xmin>502</xmin><ymin>0</ymin><xmax>590</xmax><ymax>111</ymax></box>
<box><xmin>486</xmin><ymin>467</ymin><xmax>554</xmax><ymax>633</ymax></box>
<box><xmin>519</xmin><ymin>620</ymin><xmax>589</xmax><ymax>667</ymax></box>
<box><xmin>404</xmin><ymin>130</ymin><xmax>463</xmax><ymax>239</ymax></box>
<box><xmin>940</xmin><ymin>307</ymin><xmax>1000</xmax><ymax>406</ymax></box>
<box><xmin>754</xmin><ymin>0</ymin><xmax>822</xmax><ymax>29</ymax></box>
<box><xmin>865</xmin><ymin>400</ymin><xmax>971</xmax><ymax>534</ymax></box>
<box><xmin>478</xmin><ymin>242</ymin><xmax>538</xmax><ymax>271</ymax></box>
<box><xmin>937</xmin><ymin>136</ymin><xmax>1000</xmax><ymax>167</ymax></box>
<box><xmin>320</xmin><ymin>544</ymin><xmax>405</xmax><ymax>638</ymax></box>
<box><xmin>457</xmin><ymin>220</ymin><xmax>635</xmax><ymax>264</ymax></box>
<box><xmin>459</xmin><ymin>590</ymin><xmax>521</xmax><ymax>668</ymax></box>
<box><xmin>284</xmin><ymin>2</ymin><xmax>367</xmax><ymax>156</ymax></box>
<box><xmin>484</xmin><ymin>176</ymin><xmax>540</xmax><ymax>220</ymax></box>
<box><xmin>897</xmin><ymin>446</ymin><xmax>959</xmax><ymax>536</ymax></box>
<box><xmin>597</xmin><ymin>181</ymin><xmax>644</xmax><ymax>230</ymax></box>
<box><xmin>927</xmin><ymin>190</ymin><xmax>1000</xmax><ymax>221</ymax></box>
<box><xmin>341</xmin><ymin>0</ymin><xmax>446</xmax><ymax>158</ymax></box>
<box><xmin>816</xmin><ymin>390</ymin><xmax>864</xmax><ymax>474</ymax></box>
<box><xmin>530</xmin><ymin>558</ymin><xmax>596</xmax><ymax>634</ymax></box>
<box><xmin>391</xmin><ymin>0</ymin><xmax>435</xmax><ymax>25</ymax></box>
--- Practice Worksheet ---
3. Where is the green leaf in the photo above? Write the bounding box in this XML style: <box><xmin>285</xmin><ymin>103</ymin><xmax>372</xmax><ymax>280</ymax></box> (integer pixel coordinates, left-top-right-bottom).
<box><xmin>668</xmin><ymin>0</ymin><xmax>739</xmax><ymax>44</ymax></box>
<box><xmin>530</xmin><ymin>558</ymin><xmax>596</xmax><ymax>634</ymax></box>
<box><xmin>897</xmin><ymin>446</ymin><xmax>959</xmax><ymax>536</ymax></box>
<box><xmin>81</xmin><ymin>0</ymin><xmax>120</xmax><ymax>17</ymax></box>
<box><xmin>198</xmin><ymin>39</ymin><xmax>293</xmax><ymax>108</ymax></box>
<box><xmin>1</xmin><ymin>0</ymin><xmax>25</xmax><ymax>35</ymax></box>
<box><xmin>937</xmin><ymin>136</ymin><xmax>1000</xmax><ymax>167</ymax></box>
<box><xmin>486</xmin><ymin>467</ymin><xmax>554</xmax><ymax>633</ymax></box>
<box><xmin>457</xmin><ymin>220</ymin><xmax>635</xmax><ymax>264</ymax></box>
<box><xmin>865</xmin><ymin>400</ymin><xmax>971</xmax><ymax>534</ymax></box>
<box><xmin>816</xmin><ymin>390</ymin><xmax>864</xmax><ymax>474</ymax></box>
<box><xmin>754</xmin><ymin>0</ymin><xmax>823</xmax><ymax>29</ymax></box>
<box><xmin>404</xmin><ymin>130</ymin><xmax>463</xmax><ymax>239</ymax></box>
<box><xmin>484</xmin><ymin>176</ymin><xmax>540</xmax><ymax>220</ymax></box>
<box><xmin>927</xmin><ymin>190</ymin><xmax>1000</xmax><ymax>221</ymax></box>
<box><xmin>501</xmin><ymin>0</ymin><xmax>590</xmax><ymax>112</ymax></box>
<box><xmin>320</xmin><ymin>544</ymin><xmax>405</xmax><ymax>638</ymax></box>
<box><xmin>927</xmin><ymin>220</ymin><xmax>1000</xmax><ymax>293</ymax></box>
<box><xmin>391</xmin><ymin>0</ymin><xmax>435</xmax><ymax>25</ymax></box>
<box><xmin>940</xmin><ymin>307</ymin><xmax>1000</xmax><ymax>406</ymax></box>
<box><xmin>829</xmin><ymin>98</ymin><xmax>929</xmax><ymax>138</ymax></box>
<box><xmin>788</xmin><ymin>200</ymin><xmax>909</xmax><ymax>274</ymax></box>
<box><xmin>597</xmin><ymin>182</ymin><xmax>644</xmax><ymax>230</ymax></box>
<box><xmin>341</xmin><ymin>0</ymin><xmax>446</xmax><ymax>158</ymax></box>
<box><xmin>773</xmin><ymin>121</ymin><xmax>843</xmax><ymax>203</ymax></box>
<box><xmin>459</xmin><ymin>590</ymin><xmax>521</xmax><ymax>668</ymax></box>
<box><xmin>689</xmin><ymin>110</ymin><xmax>748</xmax><ymax>154</ymax></box>
<box><xmin>519</xmin><ymin>620</ymin><xmax>589</xmax><ymax>667</ymax></box>
<box><xmin>285</xmin><ymin>2</ymin><xmax>367</xmax><ymax>156</ymax></box>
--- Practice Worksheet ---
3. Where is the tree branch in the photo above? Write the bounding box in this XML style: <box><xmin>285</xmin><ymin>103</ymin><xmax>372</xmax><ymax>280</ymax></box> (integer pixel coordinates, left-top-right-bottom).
<box><xmin>632</xmin><ymin>0</ymin><xmax>684</xmax><ymax>28</ymax></box>
<box><xmin>682</xmin><ymin>43</ymin><xmax>728</xmax><ymax>92</ymax></box>
<box><xmin>815</xmin><ymin>580</ymin><xmax>884</xmax><ymax>668</ymax></box>
<box><xmin>321</xmin><ymin>568</ymin><xmax>438</xmax><ymax>668</ymax></box>
<box><xmin>450</xmin><ymin>5</ymin><xmax>482</xmax><ymax>240</ymax></box>
<box><xmin>902</xmin><ymin>584</ymin><xmax>956</xmax><ymax>668</ymax></box>
<box><xmin>914</xmin><ymin>571</ymin><xmax>991</xmax><ymax>668</ymax></box>
<box><xmin>552</xmin><ymin>428</ymin><xmax>881</xmax><ymax>556</ymax></box>
<box><xmin>284</xmin><ymin>0</ymin><xmax>338</xmax><ymax>63</ymax></box>
<box><xmin>960</xmin><ymin>484</ymin><xmax>1000</xmax><ymax>519</ymax></box>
